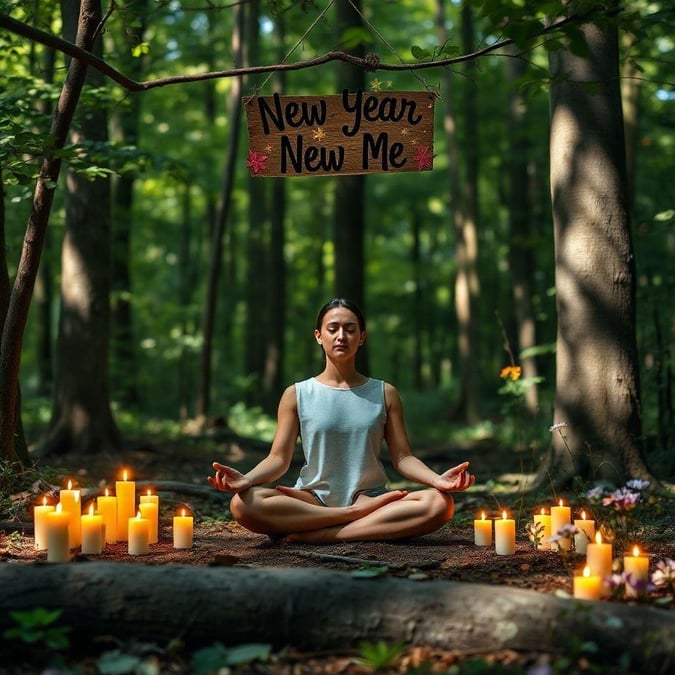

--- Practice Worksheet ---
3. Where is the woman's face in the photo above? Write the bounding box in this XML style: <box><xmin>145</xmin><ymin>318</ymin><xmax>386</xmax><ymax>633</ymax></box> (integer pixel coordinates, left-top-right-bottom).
<box><xmin>315</xmin><ymin>306</ymin><xmax>365</xmax><ymax>359</ymax></box>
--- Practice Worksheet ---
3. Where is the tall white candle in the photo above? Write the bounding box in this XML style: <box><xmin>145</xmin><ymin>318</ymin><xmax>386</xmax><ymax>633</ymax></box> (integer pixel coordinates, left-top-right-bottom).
<box><xmin>586</xmin><ymin>531</ymin><xmax>613</xmax><ymax>597</ymax></box>
<box><xmin>550</xmin><ymin>499</ymin><xmax>571</xmax><ymax>551</ymax></box>
<box><xmin>494</xmin><ymin>510</ymin><xmax>515</xmax><ymax>555</ymax></box>
<box><xmin>97</xmin><ymin>488</ymin><xmax>118</xmax><ymax>544</ymax></box>
<box><xmin>58</xmin><ymin>481</ymin><xmax>81</xmax><ymax>549</ymax></box>
<box><xmin>46</xmin><ymin>504</ymin><xmax>70</xmax><ymax>563</ymax></box>
<box><xmin>116</xmin><ymin>470</ymin><xmax>136</xmax><ymax>542</ymax></box>
<box><xmin>532</xmin><ymin>508</ymin><xmax>551</xmax><ymax>551</ymax></box>
<box><xmin>33</xmin><ymin>497</ymin><xmax>55</xmax><ymax>551</ymax></box>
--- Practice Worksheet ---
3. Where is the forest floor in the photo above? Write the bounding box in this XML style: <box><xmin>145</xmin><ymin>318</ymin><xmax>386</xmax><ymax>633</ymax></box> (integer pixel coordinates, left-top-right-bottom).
<box><xmin>1</xmin><ymin>433</ymin><xmax>674</xmax><ymax>674</ymax></box>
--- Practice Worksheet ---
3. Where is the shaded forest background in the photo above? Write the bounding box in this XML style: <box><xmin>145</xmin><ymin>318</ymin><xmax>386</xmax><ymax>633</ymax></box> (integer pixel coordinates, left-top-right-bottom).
<box><xmin>0</xmin><ymin>0</ymin><xmax>673</xmax><ymax>483</ymax></box>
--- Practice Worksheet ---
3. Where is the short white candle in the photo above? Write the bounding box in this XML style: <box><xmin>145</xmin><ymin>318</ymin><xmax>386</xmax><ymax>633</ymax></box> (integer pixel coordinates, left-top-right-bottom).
<box><xmin>128</xmin><ymin>511</ymin><xmax>149</xmax><ymax>555</ymax></box>
<box><xmin>573</xmin><ymin>565</ymin><xmax>601</xmax><ymax>600</ymax></box>
<box><xmin>116</xmin><ymin>470</ymin><xmax>136</xmax><ymax>542</ymax></box>
<box><xmin>173</xmin><ymin>508</ymin><xmax>194</xmax><ymax>549</ymax></box>
<box><xmin>58</xmin><ymin>481</ymin><xmax>81</xmax><ymax>549</ymax></box>
<box><xmin>532</xmin><ymin>508</ymin><xmax>551</xmax><ymax>551</ymax></box>
<box><xmin>573</xmin><ymin>510</ymin><xmax>595</xmax><ymax>555</ymax></box>
<box><xmin>46</xmin><ymin>504</ymin><xmax>70</xmax><ymax>563</ymax></box>
<box><xmin>494</xmin><ymin>510</ymin><xmax>515</xmax><ymax>555</ymax></box>
<box><xmin>623</xmin><ymin>545</ymin><xmax>649</xmax><ymax>598</ymax></box>
<box><xmin>80</xmin><ymin>503</ymin><xmax>103</xmax><ymax>555</ymax></box>
<box><xmin>97</xmin><ymin>489</ymin><xmax>118</xmax><ymax>544</ymax></box>
<box><xmin>33</xmin><ymin>497</ymin><xmax>55</xmax><ymax>551</ymax></box>
<box><xmin>473</xmin><ymin>511</ymin><xmax>492</xmax><ymax>546</ymax></box>
<box><xmin>550</xmin><ymin>499</ymin><xmax>571</xmax><ymax>551</ymax></box>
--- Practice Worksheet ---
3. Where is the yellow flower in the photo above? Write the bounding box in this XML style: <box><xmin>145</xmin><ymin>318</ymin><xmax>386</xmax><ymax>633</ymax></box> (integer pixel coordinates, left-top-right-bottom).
<box><xmin>500</xmin><ymin>365</ymin><xmax>522</xmax><ymax>381</ymax></box>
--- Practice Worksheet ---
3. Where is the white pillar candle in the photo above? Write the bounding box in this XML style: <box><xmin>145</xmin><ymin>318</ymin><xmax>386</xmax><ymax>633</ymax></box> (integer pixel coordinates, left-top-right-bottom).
<box><xmin>473</xmin><ymin>511</ymin><xmax>492</xmax><ymax>546</ymax></box>
<box><xmin>573</xmin><ymin>510</ymin><xmax>596</xmax><ymax>555</ymax></box>
<box><xmin>532</xmin><ymin>508</ymin><xmax>551</xmax><ymax>551</ymax></box>
<box><xmin>139</xmin><ymin>501</ymin><xmax>159</xmax><ymax>544</ymax></box>
<box><xmin>80</xmin><ymin>503</ymin><xmax>103</xmax><ymax>555</ymax></box>
<box><xmin>573</xmin><ymin>565</ymin><xmax>601</xmax><ymax>600</ymax></box>
<box><xmin>586</xmin><ymin>531</ymin><xmax>613</xmax><ymax>596</ymax></box>
<box><xmin>173</xmin><ymin>508</ymin><xmax>194</xmax><ymax>549</ymax></box>
<box><xmin>33</xmin><ymin>497</ymin><xmax>55</xmax><ymax>551</ymax></box>
<box><xmin>116</xmin><ymin>470</ymin><xmax>136</xmax><ymax>542</ymax></box>
<box><xmin>623</xmin><ymin>545</ymin><xmax>649</xmax><ymax>597</ymax></box>
<box><xmin>58</xmin><ymin>481</ymin><xmax>81</xmax><ymax>549</ymax></box>
<box><xmin>97</xmin><ymin>489</ymin><xmax>118</xmax><ymax>544</ymax></box>
<box><xmin>128</xmin><ymin>512</ymin><xmax>149</xmax><ymax>555</ymax></box>
<box><xmin>494</xmin><ymin>511</ymin><xmax>515</xmax><ymax>555</ymax></box>
<box><xmin>46</xmin><ymin>504</ymin><xmax>71</xmax><ymax>563</ymax></box>
<box><xmin>550</xmin><ymin>499</ymin><xmax>571</xmax><ymax>551</ymax></box>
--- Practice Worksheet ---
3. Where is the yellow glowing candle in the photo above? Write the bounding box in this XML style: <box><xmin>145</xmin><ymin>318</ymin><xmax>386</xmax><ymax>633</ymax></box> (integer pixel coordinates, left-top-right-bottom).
<box><xmin>474</xmin><ymin>511</ymin><xmax>492</xmax><ymax>546</ymax></box>
<box><xmin>59</xmin><ymin>480</ymin><xmax>81</xmax><ymax>550</ymax></box>
<box><xmin>80</xmin><ymin>503</ymin><xmax>103</xmax><ymax>555</ymax></box>
<box><xmin>173</xmin><ymin>507</ymin><xmax>193</xmax><ymax>549</ymax></box>
<box><xmin>550</xmin><ymin>499</ymin><xmax>571</xmax><ymax>551</ymax></box>
<box><xmin>573</xmin><ymin>510</ymin><xmax>596</xmax><ymax>555</ymax></box>
<box><xmin>623</xmin><ymin>545</ymin><xmax>649</xmax><ymax>598</ymax></box>
<box><xmin>586</xmin><ymin>531</ymin><xmax>613</xmax><ymax>596</ymax></box>
<box><xmin>116</xmin><ymin>470</ymin><xmax>136</xmax><ymax>542</ymax></box>
<box><xmin>33</xmin><ymin>497</ymin><xmax>55</xmax><ymax>551</ymax></box>
<box><xmin>97</xmin><ymin>488</ymin><xmax>118</xmax><ymax>544</ymax></box>
<box><xmin>494</xmin><ymin>510</ymin><xmax>515</xmax><ymax>555</ymax></box>
<box><xmin>573</xmin><ymin>565</ymin><xmax>601</xmax><ymax>600</ymax></box>
<box><xmin>128</xmin><ymin>511</ymin><xmax>149</xmax><ymax>555</ymax></box>
<box><xmin>46</xmin><ymin>503</ymin><xmax>70</xmax><ymax>563</ymax></box>
<box><xmin>532</xmin><ymin>508</ymin><xmax>552</xmax><ymax>551</ymax></box>
<box><xmin>139</xmin><ymin>501</ymin><xmax>159</xmax><ymax>544</ymax></box>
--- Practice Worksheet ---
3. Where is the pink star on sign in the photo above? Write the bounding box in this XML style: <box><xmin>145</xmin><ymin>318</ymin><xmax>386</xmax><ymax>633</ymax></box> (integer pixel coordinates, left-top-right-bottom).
<box><xmin>247</xmin><ymin>149</ymin><xmax>268</xmax><ymax>175</ymax></box>
<box><xmin>412</xmin><ymin>145</ymin><xmax>435</xmax><ymax>170</ymax></box>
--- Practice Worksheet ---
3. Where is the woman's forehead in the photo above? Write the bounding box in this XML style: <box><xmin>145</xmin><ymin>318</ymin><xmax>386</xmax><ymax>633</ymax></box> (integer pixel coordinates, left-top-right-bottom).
<box><xmin>321</xmin><ymin>307</ymin><xmax>360</xmax><ymax>325</ymax></box>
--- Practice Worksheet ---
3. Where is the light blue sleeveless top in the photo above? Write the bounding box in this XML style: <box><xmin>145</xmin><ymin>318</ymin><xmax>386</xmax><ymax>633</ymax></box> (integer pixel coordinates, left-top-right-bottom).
<box><xmin>293</xmin><ymin>377</ymin><xmax>389</xmax><ymax>507</ymax></box>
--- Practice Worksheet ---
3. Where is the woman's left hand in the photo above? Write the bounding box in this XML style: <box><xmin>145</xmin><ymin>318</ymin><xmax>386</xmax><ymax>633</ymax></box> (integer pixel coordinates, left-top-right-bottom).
<box><xmin>433</xmin><ymin>462</ymin><xmax>475</xmax><ymax>492</ymax></box>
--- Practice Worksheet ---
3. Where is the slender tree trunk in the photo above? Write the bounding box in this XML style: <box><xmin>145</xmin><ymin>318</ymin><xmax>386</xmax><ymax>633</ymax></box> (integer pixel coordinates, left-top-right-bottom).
<box><xmin>0</xmin><ymin>0</ymin><xmax>100</xmax><ymax>463</ymax></box>
<box><xmin>505</xmin><ymin>44</ymin><xmax>540</xmax><ymax>415</ymax></box>
<box><xmin>334</xmin><ymin>0</ymin><xmax>367</xmax><ymax>373</ymax></box>
<box><xmin>539</xmin><ymin>4</ymin><xmax>651</xmax><ymax>487</ymax></box>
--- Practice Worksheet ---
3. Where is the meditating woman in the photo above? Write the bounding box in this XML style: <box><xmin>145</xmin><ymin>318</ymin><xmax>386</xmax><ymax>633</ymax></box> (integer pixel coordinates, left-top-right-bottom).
<box><xmin>207</xmin><ymin>297</ymin><xmax>475</xmax><ymax>542</ymax></box>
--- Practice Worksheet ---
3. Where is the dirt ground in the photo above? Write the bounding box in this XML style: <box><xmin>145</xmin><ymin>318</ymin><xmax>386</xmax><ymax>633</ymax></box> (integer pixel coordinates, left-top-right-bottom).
<box><xmin>2</xmin><ymin>437</ymin><xmax>674</xmax><ymax>673</ymax></box>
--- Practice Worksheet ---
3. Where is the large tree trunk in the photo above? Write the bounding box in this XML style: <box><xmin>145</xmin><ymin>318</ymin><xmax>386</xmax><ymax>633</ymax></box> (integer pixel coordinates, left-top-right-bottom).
<box><xmin>540</xmin><ymin>4</ymin><xmax>651</xmax><ymax>487</ymax></box>
<box><xmin>38</xmin><ymin>0</ymin><xmax>121</xmax><ymax>457</ymax></box>
<box><xmin>0</xmin><ymin>564</ymin><xmax>672</xmax><ymax>673</ymax></box>
<box><xmin>0</xmin><ymin>0</ymin><xmax>100</xmax><ymax>463</ymax></box>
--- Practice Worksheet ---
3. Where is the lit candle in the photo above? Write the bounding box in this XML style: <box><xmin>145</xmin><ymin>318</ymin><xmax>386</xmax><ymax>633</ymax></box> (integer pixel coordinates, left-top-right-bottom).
<box><xmin>97</xmin><ymin>488</ymin><xmax>118</xmax><ymax>544</ymax></box>
<box><xmin>550</xmin><ymin>499</ymin><xmax>571</xmax><ymax>551</ymax></box>
<box><xmin>80</xmin><ymin>503</ymin><xmax>103</xmax><ymax>555</ymax></box>
<box><xmin>139</xmin><ymin>500</ymin><xmax>159</xmax><ymax>545</ymax></box>
<box><xmin>532</xmin><ymin>508</ymin><xmax>551</xmax><ymax>551</ymax></box>
<box><xmin>58</xmin><ymin>480</ymin><xmax>81</xmax><ymax>549</ymax></box>
<box><xmin>33</xmin><ymin>497</ymin><xmax>55</xmax><ymax>551</ymax></box>
<box><xmin>116</xmin><ymin>470</ymin><xmax>136</xmax><ymax>542</ymax></box>
<box><xmin>586</xmin><ymin>531</ymin><xmax>613</xmax><ymax>596</ymax></box>
<box><xmin>623</xmin><ymin>545</ymin><xmax>649</xmax><ymax>598</ymax></box>
<box><xmin>128</xmin><ymin>511</ymin><xmax>149</xmax><ymax>555</ymax></box>
<box><xmin>46</xmin><ymin>504</ymin><xmax>70</xmax><ymax>563</ymax></box>
<box><xmin>573</xmin><ymin>510</ymin><xmax>596</xmax><ymax>555</ymax></box>
<box><xmin>494</xmin><ymin>510</ymin><xmax>515</xmax><ymax>555</ymax></box>
<box><xmin>573</xmin><ymin>565</ymin><xmax>601</xmax><ymax>600</ymax></box>
<box><xmin>173</xmin><ymin>507</ymin><xmax>193</xmax><ymax>549</ymax></box>
<box><xmin>473</xmin><ymin>511</ymin><xmax>492</xmax><ymax>546</ymax></box>
<box><xmin>139</xmin><ymin>489</ymin><xmax>159</xmax><ymax>507</ymax></box>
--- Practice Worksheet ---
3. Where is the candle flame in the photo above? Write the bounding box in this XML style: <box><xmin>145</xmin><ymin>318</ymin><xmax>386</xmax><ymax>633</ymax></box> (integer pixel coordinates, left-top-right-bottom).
<box><xmin>181</xmin><ymin>508</ymin><xmax>187</xmax><ymax>517</ymax></box>
<box><xmin>42</xmin><ymin>496</ymin><xmax>48</xmax><ymax>507</ymax></box>
<box><xmin>583</xmin><ymin>566</ymin><xmax>591</xmax><ymax>578</ymax></box>
<box><xmin>558</xmin><ymin>499</ymin><xmax>563</xmax><ymax>507</ymax></box>
<box><xmin>581</xmin><ymin>510</ymin><xmax>586</xmax><ymax>520</ymax></box>
<box><xmin>481</xmin><ymin>511</ymin><xmax>486</xmax><ymax>521</ymax></box>
<box><xmin>147</xmin><ymin>489</ymin><xmax>152</xmax><ymax>496</ymax></box>
<box><xmin>105</xmin><ymin>488</ymin><xmax>110</xmax><ymax>497</ymax></box>
<box><xmin>56</xmin><ymin>503</ymin><xmax>63</xmax><ymax>514</ymax></box>
<box><xmin>632</xmin><ymin>545</ymin><xmax>640</xmax><ymax>557</ymax></box>
<box><xmin>67</xmin><ymin>480</ymin><xmax>73</xmax><ymax>490</ymax></box>
<box><xmin>136</xmin><ymin>511</ymin><xmax>142</xmax><ymax>519</ymax></box>
<box><xmin>89</xmin><ymin>503</ymin><xmax>95</xmax><ymax>516</ymax></box>
<box><xmin>540</xmin><ymin>507</ymin><xmax>545</xmax><ymax>516</ymax></box>
<box><xmin>123</xmin><ymin>469</ymin><xmax>128</xmax><ymax>481</ymax></box>
<box><xmin>501</xmin><ymin>510</ymin><xmax>507</xmax><ymax>520</ymax></box>
<box><xmin>595</xmin><ymin>532</ymin><xmax>602</xmax><ymax>544</ymax></box>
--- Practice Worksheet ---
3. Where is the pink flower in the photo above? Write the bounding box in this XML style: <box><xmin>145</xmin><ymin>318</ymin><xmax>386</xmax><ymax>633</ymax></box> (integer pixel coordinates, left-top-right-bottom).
<box><xmin>246</xmin><ymin>149</ymin><xmax>268</xmax><ymax>175</ymax></box>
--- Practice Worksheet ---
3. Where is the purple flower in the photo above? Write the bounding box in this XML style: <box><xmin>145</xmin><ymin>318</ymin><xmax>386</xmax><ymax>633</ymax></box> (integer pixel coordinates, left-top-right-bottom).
<box><xmin>585</xmin><ymin>486</ymin><xmax>605</xmax><ymax>501</ymax></box>
<box><xmin>602</xmin><ymin>487</ymin><xmax>641</xmax><ymax>511</ymax></box>
<box><xmin>651</xmin><ymin>558</ymin><xmax>675</xmax><ymax>589</ymax></box>
<box><xmin>626</xmin><ymin>479</ymin><xmax>650</xmax><ymax>491</ymax></box>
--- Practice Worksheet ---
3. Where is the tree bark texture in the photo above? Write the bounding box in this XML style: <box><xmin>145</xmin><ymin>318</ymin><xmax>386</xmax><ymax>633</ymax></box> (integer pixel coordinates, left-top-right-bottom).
<box><xmin>544</xmin><ymin>6</ymin><xmax>649</xmax><ymax>486</ymax></box>
<box><xmin>0</xmin><ymin>564</ymin><xmax>672</xmax><ymax>673</ymax></box>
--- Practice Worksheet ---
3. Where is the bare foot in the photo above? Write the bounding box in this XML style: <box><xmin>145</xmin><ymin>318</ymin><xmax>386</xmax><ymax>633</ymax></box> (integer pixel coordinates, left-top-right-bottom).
<box><xmin>274</xmin><ymin>485</ymin><xmax>322</xmax><ymax>505</ymax></box>
<box><xmin>350</xmin><ymin>490</ymin><xmax>408</xmax><ymax>519</ymax></box>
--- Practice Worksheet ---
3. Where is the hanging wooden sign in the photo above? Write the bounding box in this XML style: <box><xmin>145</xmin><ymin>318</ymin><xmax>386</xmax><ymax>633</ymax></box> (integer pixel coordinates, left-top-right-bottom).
<box><xmin>244</xmin><ymin>89</ymin><xmax>436</xmax><ymax>177</ymax></box>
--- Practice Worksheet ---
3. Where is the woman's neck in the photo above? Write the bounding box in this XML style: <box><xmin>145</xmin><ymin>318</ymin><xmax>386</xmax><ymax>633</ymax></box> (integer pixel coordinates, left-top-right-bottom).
<box><xmin>316</xmin><ymin>361</ymin><xmax>367</xmax><ymax>388</ymax></box>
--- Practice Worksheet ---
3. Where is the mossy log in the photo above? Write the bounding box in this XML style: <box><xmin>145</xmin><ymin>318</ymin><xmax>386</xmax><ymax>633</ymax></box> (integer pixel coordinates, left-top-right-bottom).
<box><xmin>0</xmin><ymin>563</ymin><xmax>672</xmax><ymax>672</ymax></box>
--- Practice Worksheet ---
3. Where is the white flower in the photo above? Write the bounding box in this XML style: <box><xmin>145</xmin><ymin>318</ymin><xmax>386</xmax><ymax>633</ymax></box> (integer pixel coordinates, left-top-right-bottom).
<box><xmin>626</xmin><ymin>479</ymin><xmax>650</xmax><ymax>491</ymax></box>
<box><xmin>549</xmin><ymin>422</ymin><xmax>568</xmax><ymax>432</ymax></box>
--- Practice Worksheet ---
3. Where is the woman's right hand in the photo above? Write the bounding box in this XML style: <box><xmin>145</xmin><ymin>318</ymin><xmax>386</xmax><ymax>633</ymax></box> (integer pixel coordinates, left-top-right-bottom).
<box><xmin>207</xmin><ymin>462</ymin><xmax>252</xmax><ymax>493</ymax></box>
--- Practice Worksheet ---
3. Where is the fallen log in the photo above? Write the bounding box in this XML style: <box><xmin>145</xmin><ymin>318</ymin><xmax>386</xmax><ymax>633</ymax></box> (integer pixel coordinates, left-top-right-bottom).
<box><xmin>0</xmin><ymin>563</ymin><xmax>672</xmax><ymax>672</ymax></box>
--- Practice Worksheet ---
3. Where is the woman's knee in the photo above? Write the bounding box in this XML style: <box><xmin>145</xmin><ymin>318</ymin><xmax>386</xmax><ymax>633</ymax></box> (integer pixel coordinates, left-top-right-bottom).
<box><xmin>426</xmin><ymin>489</ymin><xmax>455</xmax><ymax>524</ymax></box>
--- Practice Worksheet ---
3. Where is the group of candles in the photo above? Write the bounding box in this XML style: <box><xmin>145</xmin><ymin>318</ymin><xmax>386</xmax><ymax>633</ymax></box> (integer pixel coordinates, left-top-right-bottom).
<box><xmin>33</xmin><ymin>471</ymin><xmax>194</xmax><ymax>562</ymax></box>
<box><xmin>474</xmin><ymin>500</ymin><xmax>651</xmax><ymax>601</ymax></box>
